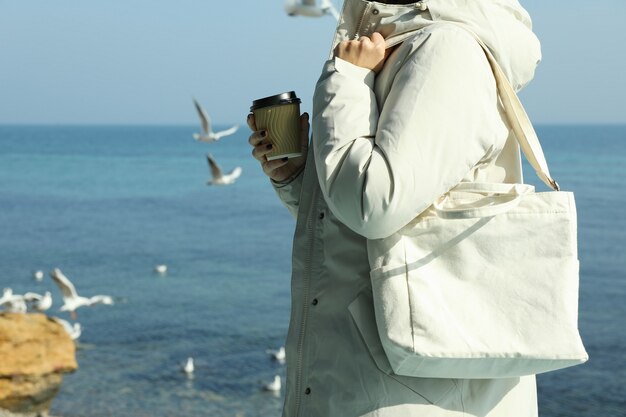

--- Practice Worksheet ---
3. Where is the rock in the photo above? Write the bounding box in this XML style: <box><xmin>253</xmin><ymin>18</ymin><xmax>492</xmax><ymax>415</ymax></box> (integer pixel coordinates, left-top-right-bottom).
<box><xmin>0</xmin><ymin>313</ymin><xmax>77</xmax><ymax>415</ymax></box>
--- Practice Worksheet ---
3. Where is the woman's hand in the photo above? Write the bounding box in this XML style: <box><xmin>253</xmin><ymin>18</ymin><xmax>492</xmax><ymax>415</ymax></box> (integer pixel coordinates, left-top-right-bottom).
<box><xmin>334</xmin><ymin>32</ymin><xmax>388</xmax><ymax>73</ymax></box>
<box><xmin>247</xmin><ymin>112</ymin><xmax>309</xmax><ymax>183</ymax></box>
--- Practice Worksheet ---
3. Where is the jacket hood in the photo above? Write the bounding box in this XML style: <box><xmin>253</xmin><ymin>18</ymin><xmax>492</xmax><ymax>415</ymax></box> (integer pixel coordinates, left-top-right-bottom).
<box><xmin>330</xmin><ymin>0</ymin><xmax>541</xmax><ymax>90</ymax></box>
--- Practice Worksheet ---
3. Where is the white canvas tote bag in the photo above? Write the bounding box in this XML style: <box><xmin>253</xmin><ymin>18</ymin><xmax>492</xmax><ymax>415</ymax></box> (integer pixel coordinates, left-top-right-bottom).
<box><xmin>366</xmin><ymin>27</ymin><xmax>589</xmax><ymax>379</ymax></box>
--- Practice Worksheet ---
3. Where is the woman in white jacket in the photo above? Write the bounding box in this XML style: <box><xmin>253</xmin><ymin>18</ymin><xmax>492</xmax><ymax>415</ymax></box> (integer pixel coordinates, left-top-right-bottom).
<box><xmin>248</xmin><ymin>0</ymin><xmax>542</xmax><ymax>416</ymax></box>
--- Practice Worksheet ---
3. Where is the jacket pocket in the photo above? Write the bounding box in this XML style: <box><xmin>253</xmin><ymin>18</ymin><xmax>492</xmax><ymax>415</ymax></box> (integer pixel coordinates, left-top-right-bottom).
<box><xmin>348</xmin><ymin>290</ymin><xmax>457</xmax><ymax>405</ymax></box>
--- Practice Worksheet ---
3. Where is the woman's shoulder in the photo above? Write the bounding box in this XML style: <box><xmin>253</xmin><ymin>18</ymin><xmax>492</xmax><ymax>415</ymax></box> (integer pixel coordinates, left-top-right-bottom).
<box><xmin>402</xmin><ymin>23</ymin><xmax>485</xmax><ymax>60</ymax></box>
<box><xmin>387</xmin><ymin>23</ymin><xmax>493</xmax><ymax>89</ymax></box>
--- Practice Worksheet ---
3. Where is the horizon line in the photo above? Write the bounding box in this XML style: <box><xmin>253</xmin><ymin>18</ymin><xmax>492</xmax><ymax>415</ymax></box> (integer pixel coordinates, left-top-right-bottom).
<box><xmin>1</xmin><ymin>122</ymin><xmax>625</xmax><ymax>128</ymax></box>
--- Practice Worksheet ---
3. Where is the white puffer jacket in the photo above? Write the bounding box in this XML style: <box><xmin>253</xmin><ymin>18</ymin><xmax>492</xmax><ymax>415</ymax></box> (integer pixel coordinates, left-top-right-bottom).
<box><xmin>272</xmin><ymin>0</ymin><xmax>542</xmax><ymax>416</ymax></box>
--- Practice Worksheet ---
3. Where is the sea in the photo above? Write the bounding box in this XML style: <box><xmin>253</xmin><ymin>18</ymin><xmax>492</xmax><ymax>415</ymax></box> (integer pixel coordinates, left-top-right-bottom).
<box><xmin>0</xmin><ymin>124</ymin><xmax>624</xmax><ymax>417</ymax></box>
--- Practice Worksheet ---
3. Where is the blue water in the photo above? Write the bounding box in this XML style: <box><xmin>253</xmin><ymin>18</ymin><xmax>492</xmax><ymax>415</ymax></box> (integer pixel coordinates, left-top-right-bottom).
<box><xmin>0</xmin><ymin>125</ymin><xmax>625</xmax><ymax>417</ymax></box>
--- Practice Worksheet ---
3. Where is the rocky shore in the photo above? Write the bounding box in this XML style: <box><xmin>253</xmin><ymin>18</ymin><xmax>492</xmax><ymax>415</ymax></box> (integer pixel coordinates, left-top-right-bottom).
<box><xmin>0</xmin><ymin>313</ymin><xmax>76</xmax><ymax>416</ymax></box>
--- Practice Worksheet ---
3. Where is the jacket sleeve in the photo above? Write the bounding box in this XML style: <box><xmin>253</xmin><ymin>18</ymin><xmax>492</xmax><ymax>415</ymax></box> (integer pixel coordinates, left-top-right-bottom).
<box><xmin>312</xmin><ymin>26</ymin><xmax>507</xmax><ymax>239</ymax></box>
<box><xmin>271</xmin><ymin>167</ymin><xmax>305</xmax><ymax>219</ymax></box>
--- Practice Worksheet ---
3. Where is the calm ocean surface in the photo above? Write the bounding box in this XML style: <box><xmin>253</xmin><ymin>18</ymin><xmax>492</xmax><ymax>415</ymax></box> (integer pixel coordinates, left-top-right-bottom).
<box><xmin>0</xmin><ymin>125</ymin><xmax>624</xmax><ymax>417</ymax></box>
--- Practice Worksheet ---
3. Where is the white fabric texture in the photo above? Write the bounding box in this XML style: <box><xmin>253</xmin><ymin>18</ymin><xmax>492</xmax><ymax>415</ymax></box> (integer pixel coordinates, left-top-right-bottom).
<box><xmin>369</xmin><ymin>183</ymin><xmax>588</xmax><ymax>379</ymax></box>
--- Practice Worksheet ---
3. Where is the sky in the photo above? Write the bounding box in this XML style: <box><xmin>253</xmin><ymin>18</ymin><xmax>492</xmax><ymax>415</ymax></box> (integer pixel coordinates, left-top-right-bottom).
<box><xmin>0</xmin><ymin>0</ymin><xmax>625</xmax><ymax>125</ymax></box>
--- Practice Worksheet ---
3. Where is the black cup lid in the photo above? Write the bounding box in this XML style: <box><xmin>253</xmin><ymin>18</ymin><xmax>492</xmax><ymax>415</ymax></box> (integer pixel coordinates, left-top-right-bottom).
<box><xmin>251</xmin><ymin>91</ymin><xmax>301</xmax><ymax>111</ymax></box>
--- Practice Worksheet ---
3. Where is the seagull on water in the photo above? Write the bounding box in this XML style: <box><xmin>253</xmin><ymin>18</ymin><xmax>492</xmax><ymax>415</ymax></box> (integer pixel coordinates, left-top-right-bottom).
<box><xmin>23</xmin><ymin>291</ymin><xmax>53</xmax><ymax>312</ymax></box>
<box><xmin>266</xmin><ymin>346</ymin><xmax>286</xmax><ymax>363</ymax></box>
<box><xmin>51</xmin><ymin>317</ymin><xmax>82</xmax><ymax>341</ymax></box>
<box><xmin>285</xmin><ymin>0</ymin><xmax>339</xmax><ymax>19</ymax></box>
<box><xmin>154</xmin><ymin>264</ymin><xmax>168</xmax><ymax>274</ymax></box>
<box><xmin>263</xmin><ymin>375</ymin><xmax>282</xmax><ymax>392</ymax></box>
<box><xmin>183</xmin><ymin>357</ymin><xmax>194</xmax><ymax>376</ymax></box>
<box><xmin>193</xmin><ymin>99</ymin><xmax>239</xmax><ymax>143</ymax></box>
<box><xmin>33</xmin><ymin>270</ymin><xmax>45</xmax><ymax>281</ymax></box>
<box><xmin>50</xmin><ymin>268</ymin><xmax>113</xmax><ymax>320</ymax></box>
<box><xmin>206</xmin><ymin>154</ymin><xmax>242</xmax><ymax>186</ymax></box>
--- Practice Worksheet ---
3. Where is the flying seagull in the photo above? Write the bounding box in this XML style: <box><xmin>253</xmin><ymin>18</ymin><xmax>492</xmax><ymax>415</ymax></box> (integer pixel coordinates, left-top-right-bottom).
<box><xmin>50</xmin><ymin>268</ymin><xmax>113</xmax><ymax>320</ymax></box>
<box><xmin>193</xmin><ymin>99</ymin><xmax>239</xmax><ymax>143</ymax></box>
<box><xmin>285</xmin><ymin>0</ymin><xmax>339</xmax><ymax>19</ymax></box>
<box><xmin>51</xmin><ymin>317</ymin><xmax>82</xmax><ymax>341</ymax></box>
<box><xmin>206</xmin><ymin>154</ymin><xmax>242</xmax><ymax>186</ymax></box>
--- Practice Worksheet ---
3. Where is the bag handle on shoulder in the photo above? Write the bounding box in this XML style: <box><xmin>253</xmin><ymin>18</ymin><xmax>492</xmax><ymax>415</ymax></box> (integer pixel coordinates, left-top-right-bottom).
<box><xmin>451</xmin><ymin>24</ymin><xmax>560</xmax><ymax>192</ymax></box>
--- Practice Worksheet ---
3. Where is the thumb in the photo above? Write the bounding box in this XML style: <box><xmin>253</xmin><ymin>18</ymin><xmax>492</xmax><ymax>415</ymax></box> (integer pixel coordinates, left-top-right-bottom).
<box><xmin>371</xmin><ymin>32</ymin><xmax>386</xmax><ymax>47</ymax></box>
<box><xmin>300</xmin><ymin>112</ymin><xmax>310</xmax><ymax>150</ymax></box>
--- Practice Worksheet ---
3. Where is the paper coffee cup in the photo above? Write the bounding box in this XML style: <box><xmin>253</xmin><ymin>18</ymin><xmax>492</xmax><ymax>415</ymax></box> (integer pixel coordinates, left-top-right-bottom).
<box><xmin>251</xmin><ymin>91</ymin><xmax>302</xmax><ymax>161</ymax></box>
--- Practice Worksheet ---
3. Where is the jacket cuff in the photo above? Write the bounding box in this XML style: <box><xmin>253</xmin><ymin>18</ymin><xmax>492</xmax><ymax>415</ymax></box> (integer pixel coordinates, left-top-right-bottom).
<box><xmin>334</xmin><ymin>57</ymin><xmax>376</xmax><ymax>88</ymax></box>
<box><xmin>270</xmin><ymin>167</ymin><xmax>305</xmax><ymax>219</ymax></box>
<box><xmin>270</xmin><ymin>164</ymin><xmax>306</xmax><ymax>188</ymax></box>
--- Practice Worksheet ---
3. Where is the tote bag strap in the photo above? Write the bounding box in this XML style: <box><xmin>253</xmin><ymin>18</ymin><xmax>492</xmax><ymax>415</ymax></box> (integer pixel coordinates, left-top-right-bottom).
<box><xmin>449</xmin><ymin>24</ymin><xmax>560</xmax><ymax>191</ymax></box>
<box><xmin>434</xmin><ymin>183</ymin><xmax>535</xmax><ymax>219</ymax></box>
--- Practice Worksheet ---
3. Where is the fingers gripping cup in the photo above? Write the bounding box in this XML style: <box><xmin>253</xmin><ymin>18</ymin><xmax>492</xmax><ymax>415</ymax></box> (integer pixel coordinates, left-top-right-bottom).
<box><xmin>251</xmin><ymin>91</ymin><xmax>302</xmax><ymax>161</ymax></box>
